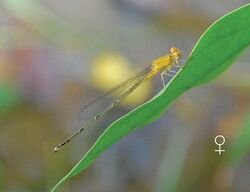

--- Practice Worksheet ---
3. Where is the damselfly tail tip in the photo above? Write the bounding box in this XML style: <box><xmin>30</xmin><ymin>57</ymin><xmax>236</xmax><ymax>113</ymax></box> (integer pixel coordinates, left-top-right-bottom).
<box><xmin>54</xmin><ymin>146</ymin><xmax>60</xmax><ymax>153</ymax></box>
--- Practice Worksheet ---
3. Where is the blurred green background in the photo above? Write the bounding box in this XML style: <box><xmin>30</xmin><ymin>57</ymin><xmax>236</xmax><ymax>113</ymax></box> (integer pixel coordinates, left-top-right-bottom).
<box><xmin>0</xmin><ymin>0</ymin><xmax>250</xmax><ymax>191</ymax></box>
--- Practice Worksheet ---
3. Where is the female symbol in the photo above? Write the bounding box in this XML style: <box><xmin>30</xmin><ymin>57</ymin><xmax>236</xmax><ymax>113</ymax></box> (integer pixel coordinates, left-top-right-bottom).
<box><xmin>214</xmin><ymin>135</ymin><xmax>225</xmax><ymax>155</ymax></box>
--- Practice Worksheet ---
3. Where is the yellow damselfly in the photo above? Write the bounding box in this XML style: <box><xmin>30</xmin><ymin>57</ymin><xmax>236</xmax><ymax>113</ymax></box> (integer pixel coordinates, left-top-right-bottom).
<box><xmin>54</xmin><ymin>47</ymin><xmax>184</xmax><ymax>152</ymax></box>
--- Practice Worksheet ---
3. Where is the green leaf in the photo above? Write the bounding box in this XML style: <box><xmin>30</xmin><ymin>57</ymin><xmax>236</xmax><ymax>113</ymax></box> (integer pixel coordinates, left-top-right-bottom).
<box><xmin>51</xmin><ymin>4</ymin><xmax>250</xmax><ymax>191</ymax></box>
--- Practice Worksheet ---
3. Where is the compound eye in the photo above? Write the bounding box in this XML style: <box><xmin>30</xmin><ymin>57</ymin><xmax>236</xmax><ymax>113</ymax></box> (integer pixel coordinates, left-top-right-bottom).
<box><xmin>170</xmin><ymin>47</ymin><xmax>181</xmax><ymax>59</ymax></box>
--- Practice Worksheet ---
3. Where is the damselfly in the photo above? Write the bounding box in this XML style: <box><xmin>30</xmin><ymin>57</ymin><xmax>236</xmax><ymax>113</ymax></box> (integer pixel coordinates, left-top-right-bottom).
<box><xmin>54</xmin><ymin>47</ymin><xmax>184</xmax><ymax>152</ymax></box>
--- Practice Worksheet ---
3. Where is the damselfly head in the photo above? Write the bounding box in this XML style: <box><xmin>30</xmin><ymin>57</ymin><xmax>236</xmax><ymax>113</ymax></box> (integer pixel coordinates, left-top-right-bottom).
<box><xmin>170</xmin><ymin>47</ymin><xmax>182</xmax><ymax>60</ymax></box>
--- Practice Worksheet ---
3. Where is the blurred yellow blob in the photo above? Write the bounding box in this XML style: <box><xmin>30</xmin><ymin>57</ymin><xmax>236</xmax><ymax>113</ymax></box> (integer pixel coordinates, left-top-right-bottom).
<box><xmin>91</xmin><ymin>53</ymin><xmax>153</xmax><ymax>106</ymax></box>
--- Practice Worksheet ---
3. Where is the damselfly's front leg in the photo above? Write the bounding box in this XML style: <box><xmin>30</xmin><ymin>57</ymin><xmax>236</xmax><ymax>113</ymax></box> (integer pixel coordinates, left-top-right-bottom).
<box><xmin>174</xmin><ymin>59</ymin><xmax>185</xmax><ymax>67</ymax></box>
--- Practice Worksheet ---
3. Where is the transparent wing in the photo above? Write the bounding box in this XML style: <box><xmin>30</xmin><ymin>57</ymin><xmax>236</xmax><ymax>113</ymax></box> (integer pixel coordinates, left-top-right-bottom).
<box><xmin>76</xmin><ymin>65</ymin><xmax>151</xmax><ymax>122</ymax></box>
<box><xmin>54</xmin><ymin>67</ymin><xmax>150</xmax><ymax>152</ymax></box>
